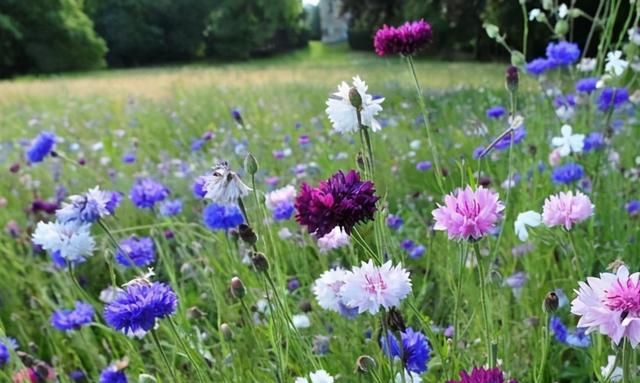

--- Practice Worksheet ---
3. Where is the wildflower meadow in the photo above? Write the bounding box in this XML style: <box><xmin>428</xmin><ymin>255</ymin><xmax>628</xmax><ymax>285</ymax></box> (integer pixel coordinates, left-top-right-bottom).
<box><xmin>1</xmin><ymin>2</ymin><xmax>640</xmax><ymax>383</ymax></box>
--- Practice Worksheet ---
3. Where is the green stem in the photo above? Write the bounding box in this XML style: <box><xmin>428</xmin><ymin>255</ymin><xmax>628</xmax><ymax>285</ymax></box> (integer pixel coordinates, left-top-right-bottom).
<box><xmin>167</xmin><ymin>318</ymin><xmax>208</xmax><ymax>382</ymax></box>
<box><xmin>520</xmin><ymin>2</ymin><xmax>528</xmax><ymax>59</ymax></box>
<box><xmin>452</xmin><ymin>243</ymin><xmax>467</xmax><ymax>373</ymax></box>
<box><xmin>151</xmin><ymin>330</ymin><xmax>178</xmax><ymax>382</ymax></box>
<box><xmin>473</xmin><ymin>242</ymin><xmax>494</xmax><ymax>368</ymax></box>
<box><xmin>622</xmin><ymin>339</ymin><xmax>632</xmax><ymax>383</ymax></box>
<box><xmin>535</xmin><ymin>312</ymin><xmax>550</xmax><ymax>383</ymax></box>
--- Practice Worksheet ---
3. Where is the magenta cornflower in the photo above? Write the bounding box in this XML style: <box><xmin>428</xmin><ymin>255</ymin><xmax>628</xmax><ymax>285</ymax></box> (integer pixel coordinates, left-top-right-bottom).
<box><xmin>431</xmin><ymin>186</ymin><xmax>504</xmax><ymax>241</ymax></box>
<box><xmin>294</xmin><ymin>170</ymin><xmax>378</xmax><ymax>237</ymax></box>
<box><xmin>374</xmin><ymin>20</ymin><xmax>433</xmax><ymax>56</ymax></box>
<box><xmin>542</xmin><ymin>190</ymin><xmax>593</xmax><ymax>230</ymax></box>
<box><xmin>448</xmin><ymin>367</ymin><xmax>518</xmax><ymax>383</ymax></box>
<box><xmin>571</xmin><ymin>265</ymin><xmax>640</xmax><ymax>347</ymax></box>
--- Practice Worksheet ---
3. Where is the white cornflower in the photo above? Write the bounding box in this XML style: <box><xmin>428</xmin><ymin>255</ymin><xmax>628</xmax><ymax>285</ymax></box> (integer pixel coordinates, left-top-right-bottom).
<box><xmin>291</xmin><ymin>314</ymin><xmax>311</xmax><ymax>329</ymax></box>
<box><xmin>601</xmin><ymin>355</ymin><xmax>623</xmax><ymax>382</ymax></box>
<box><xmin>529</xmin><ymin>8</ymin><xmax>541</xmax><ymax>21</ymax></box>
<box><xmin>577</xmin><ymin>58</ymin><xmax>597</xmax><ymax>72</ymax></box>
<box><xmin>605</xmin><ymin>51</ymin><xmax>629</xmax><ymax>76</ymax></box>
<box><xmin>340</xmin><ymin>260</ymin><xmax>412</xmax><ymax>315</ymax></box>
<box><xmin>555</xmin><ymin>105</ymin><xmax>574</xmax><ymax>121</ymax></box>
<box><xmin>313</xmin><ymin>268</ymin><xmax>348</xmax><ymax>312</ymax></box>
<box><xmin>203</xmin><ymin>161</ymin><xmax>251</xmax><ymax>205</ymax></box>
<box><xmin>326</xmin><ymin>76</ymin><xmax>384</xmax><ymax>134</ymax></box>
<box><xmin>395</xmin><ymin>371</ymin><xmax>423</xmax><ymax>383</ymax></box>
<box><xmin>514</xmin><ymin>211</ymin><xmax>542</xmax><ymax>241</ymax></box>
<box><xmin>317</xmin><ymin>226</ymin><xmax>350</xmax><ymax>253</ymax></box>
<box><xmin>56</xmin><ymin>186</ymin><xmax>117</xmax><ymax>223</ymax></box>
<box><xmin>628</xmin><ymin>27</ymin><xmax>640</xmax><ymax>45</ymax></box>
<box><xmin>32</xmin><ymin>220</ymin><xmax>95</xmax><ymax>264</ymax></box>
<box><xmin>295</xmin><ymin>370</ymin><xmax>334</xmax><ymax>383</ymax></box>
<box><xmin>558</xmin><ymin>3</ymin><xmax>569</xmax><ymax>18</ymax></box>
<box><xmin>551</xmin><ymin>124</ymin><xmax>584</xmax><ymax>156</ymax></box>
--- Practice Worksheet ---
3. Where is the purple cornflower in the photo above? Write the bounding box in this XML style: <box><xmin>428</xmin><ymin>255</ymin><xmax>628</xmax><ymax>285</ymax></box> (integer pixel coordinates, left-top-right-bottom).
<box><xmin>31</xmin><ymin>199</ymin><xmax>59</xmax><ymax>215</ymax></box>
<box><xmin>416</xmin><ymin>160</ymin><xmax>432</xmax><ymax>171</ymax></box>
<box><xmin>380</xmin><ymin>328</ymin><xmax>430</xmax><ymax>373</ymax></box>
<box><xmin>129</xmin><ymin>178</ymin><xmax>170</xmax><ymax>209</ymax></box>
<box><xmin>122</xmin><ymin>152</ymin><xmax>136</xmax><ymax>164</ymax></box>
<box><xmin>192</xmin><ymin>176</ymin><xmax>207</xmax><ymax>199</ymax></box>
<box><xmin>448</xmin><ymin>367</ymin><xmax>518</xmax><ymax>383</ymax></box>
<box><xmin>0</xmin><ymin>340</ymin><xmax>12</xmax><ymax>366</ymax></box>
<box><xmin>298</xmin><ymin>135</ymin><xmax>311</xmax><ymax>147</ymax></box>
<box><xmin>597</xmin><ymin>87</ymin><xmax>629</xmax><ymax>111</ymax></box>
<box><xmin>493</xmin><ymin>126</ymin><xmax>526</xmax><ymax>150</ymax></box>
<box><xmin>386</xmin><ymin>214</ymin><xmax>403</xmax><ymax>230</ymax></box>
<box><xmin>409</xmin><ymin>244</ymin><xmax>426</xmax><ymax>259</ymax></box>
<box><xmin>51</xmin><ymin>301</ymin><xmax>94</xmax><ymax>332</ymax></box>
<box><xmin>104</xmin><ymin>282</ymin><xmax>177</xmax><ymax>338</ymax></box>
<box><xmin>26</xmin><ymin>131</ymin><xmax>56</xmax><ymax>163</ymax></box>
<box><xmin>115</xmin><ymin>236</ymin><xmax>156</xmax><ymax>267</ymax></box>
<box><xmin>158</xmin><ymin>199</ymin><xmax>182</xmax><ymax>217</ymax></box>
<box><xmin>191</xmin><ymin>139</ymin><xmax>205</xmax><ymax>152</ymax></box>
<box><xmin>525</xmin><ymin>58</ymin><xmax>553</xmax><ymax>76</ymax></box>
<box><xmin>287</xmin><ymin>277</ymin><xmax>300</xmax><ymax>292</ymax></box>
<box><xmin>472</xmin><ymin>146</ymin><xmax>485</xmax><ymax>159</ymax></box>
<box><xmin>546</xmin><ymin>41</ymin><xmax>580</xmax><ymax>66</ymax></box>
<box><xmin>486</xmin><ymin>106</ymin><xmax>506</xmax><ymax>119</ymax></box>
<box><xmin>551</xmin><ymin>163</ymin><xmax>584</xmax><ymax>185</ymax></box>
<box><xmin>374</xmin><ymin>19</ymin><xmax>433</xmax><ymax>56</ymax></box>
<box><xmin>295</xmin><ymin>170</ymin><xmax>378</xmax><ymax>237</ymax></box>
<box><xmin>625</xmin><ymin>200</ymin><xmax>640</xmax><ymax>216</ymax></box>
<box><xmin>554</xmin><ymin>94</ymin><xmax>576</xmax><ymax>108</ymax></box>
<box><xmin>582</xmin><ymin>132</ymin><xmax>605</xmax><ymax>152</ymax></box>
<box><xmin>575</xmin><ymin>77</ymin><xmax>598</xmax><ymax>94</ymax></box>
<box><xmin>56</xmin><ymin>187</ymin><xmax>120</xmax><ymax>223</ymax></box>
<box><xmin>99</xmin><ymin>365</ymin><xmax>128</xmax><ymax>383</ymax></box>
<box><xmin>202</xmin><ymin>203</ymin><xmax>244</xmax><ymax>231</ymax></box>
<box><xmin>401</xmin><ymin>239</ymin><xmax>415</xmax><ymax>250</ymax></box>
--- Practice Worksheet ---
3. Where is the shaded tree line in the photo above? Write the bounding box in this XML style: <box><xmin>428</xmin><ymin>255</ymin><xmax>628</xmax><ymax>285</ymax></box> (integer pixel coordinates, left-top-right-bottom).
<box><xmin>0</xmin><ymin>0</ymin><xmax>308</xmax><ymax>77</ymax></box>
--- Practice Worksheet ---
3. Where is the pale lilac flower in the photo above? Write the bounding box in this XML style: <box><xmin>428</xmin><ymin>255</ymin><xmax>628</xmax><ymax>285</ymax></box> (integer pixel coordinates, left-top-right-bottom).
<box><xmin>551</xmin><ymin>125</ymin><xmax>584</xmax><ymax>157</ymax></box>
<box><xmin>514</xmin><ymin>211</ymin><xmax>542</xmax><ymax>241</ymax></box>
<box><xmin>542</xmin><ymin>191</ymin><xmax>594</xmax><ymax>230</ymax></box>
<box><xmin>325</xmin><ymin>76</ymin><xmax>384</xmax><ymax>134</ymax></box>
<box><xmin>432</xmin><ymin>186</ymin><xmax>505</xmax><ymax>241</ymax></box>
<box><xmin>313</xmin><ymin>268</ymin><xmax>348</xmax><ymax>312</ymax></box>
<box><xmin>317</xmin><ymin>226</ymin><xmax>350</xmax><ymax>253</ymax></box>
<box><xmin>340</xmin><ymin>260</ymin><xmax>412</xmax><ymax>315</ymax></box>
<box><xmin>571</xmin><ymin>265</ymin><xmax>640</xmax><ymax>347</ymax></box>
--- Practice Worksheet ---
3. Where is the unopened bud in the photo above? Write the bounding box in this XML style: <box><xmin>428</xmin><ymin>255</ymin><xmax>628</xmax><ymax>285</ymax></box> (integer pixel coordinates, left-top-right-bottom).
<box><xmin>543</xmin><ymin>291</ymin><xmax>559</xmax><ymax>313</ymax></box>
<box><xmin>349</xmin><ymin>87</ymin><xmax>362</xmax><ymax>109</ymax></box>
<box><xmin>220</xmin><ymin>323</ymin><xmax>233</xmax><ymax>341</ymax></box>
<box><xmin>299</xmin><ymin>299</ymin><xmax>312</xmax><ymax>313</ymax></box>
<box><xmin>505</xmin><ymin>66</ymin><xmax>519</xmax><ymax>93</ymax></box>
<box><xmin>555</xmin><ymin>20</ymin><xmax>569</xmax><ymax>36</ymax></box>
<box><xmin>244</xmin><ymin>153</ymin><xmax>258</xmax><ymax>176</ymax></box>
<box><xmin>230</xmin><ymin>277</ymin><xmax>246</xmax><ymax>299</ymax></box>
<box><xmin>355</xmin><ymin>355</ymin><xmax>376</xmax><ymax>374</ymax></box>
<box><xmin>186</xmin><ymin>306</ymin><xmax>206</xmax><ymax>320</ymax></box>
<box><xmin>356</xmin><ymin>152</ymin><xmax>366</xmax><ymax>171</ymax></box>
<box><xmin>251</xmin><ymin>252</ymin><xmax>269</xmax><ymax>272</ymax></box>
<box><xmin>238</xmin><ymin>224</ymin><xmax>257</xmax><ymax>246</ymax></box>
<box><xmin>385</xmin><ymin>307</ymin><xmax>406</xmax><ymax>332</ymax></box>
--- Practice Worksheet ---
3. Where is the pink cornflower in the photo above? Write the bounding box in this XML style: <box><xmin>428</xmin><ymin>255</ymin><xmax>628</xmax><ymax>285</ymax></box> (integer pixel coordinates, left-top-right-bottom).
<box><xmin>432</xmin><ymin>186</ymin><xmax>505</xmax><ymax>241</ymax></box>
<box><xmin>542</xmin><ymin>190</ymin><xmax>593</xmax><ymax>230</ymax></box>
<box><xmin>374</xmin><ymin>20</ymin><xmax>433</xmax><ymax>56</ymax></box>
<box><xmin>340</xmin><ymin>260</ymin><xmax>411</xmax><ymax>315</ymax></box>
<box><xmin>571</xmin><ymin>265</ymin><xmax>640</xmax><ymax>347</ymax></box>
<box><xmin>317</xmin><ymin>226</ymin><xmax>350</xmax><ymax>253</ymax></box>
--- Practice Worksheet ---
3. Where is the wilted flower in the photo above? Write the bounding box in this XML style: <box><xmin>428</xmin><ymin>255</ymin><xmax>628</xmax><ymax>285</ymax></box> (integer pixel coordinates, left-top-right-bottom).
<box><xmin>129</xmin><ymin>178</ymin><xmax>169</xmax><ymax>209</ymax></box>
<box><xmin>32</xmin><ymin>221</ymin><xmax>95</xmax><ymax>265</ymax></box>
<box><xmin>26</xmin><ymin>131</ymin><xmax>56</xmax><ymax>163</ymax></box>
<box><xmin>326</xmin><ymin>76</ymin><xmax>384</xmax><ymax>134</ymax></box>
<box><xmin>373</xmin><ymin>19</ymin><xmax>433</xmax><ymax>56</ymax></box>
<box><xmin>115</xmin><ymin>236</ymin><xmax>156</xmax><ymax>267</ymax></box>
<box><xmin>571</xmin><ymin>265</ymin><xmax>640</xmax><ymax>347</ymax></box>
<box><xmin>56</xmin><ymin>187</ymin><xmax>120</xmax><ymax>223</ymax></box>
<box><xmin>542</xmin><ymin>190</ymin><xmax>593</xmax><ymax>229</ymax></box>
<box><xmin>203</xmin><ymin>161</ymin><xmax>251</xmax><ymax>205</ymax></box>
<box><xmin>432</xmin><ymin>186</ymin><xmax>505</xmax><ymax>241</ymax></box>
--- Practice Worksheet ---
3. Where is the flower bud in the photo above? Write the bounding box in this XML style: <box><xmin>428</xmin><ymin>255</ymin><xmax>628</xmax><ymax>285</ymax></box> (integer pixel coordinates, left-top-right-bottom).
<box><xmin>348</xmin><ymin>87</ymin><xmax>362</xmax><ymax>109</ymax></box>
<box><xmin>186</xmin><ymin>306</ymin><xmax>205</xmax><ymax>320</ymax></box>
<box><xmin>355</xmin><ymin>355</ymin><xmax>376</xmax><ymax>374</ymax></box>
<box><xmin>299</xmin><ymin>299</ymin><xmax>312</xmax><ymax>313</ymax></box>
<box><xmin>238</xmin><ymin>224</ymin><xmax>257</xmax><ymax>246</ymax></box>
<box><xmin>555</xmin><ymin>20</ymin><xmax>569</xmax><ymax>36</ymax></box>
<box><xmin>251</xmin><ymin>252</ymin><xmax>269</xmax><ymax>272</ymax></box>
<box><xmin>244</xmin><ymin>153</ymin><xmax>258</xmax><ymax>176</ymax></box>
<box><xmin>505</xmin><ymin>66</ymin><xmax>519</xmax><ymax>93</ymax></box>
<box><xmin>543</xmin><ymin>291</ymin><xmax>559</xmax><ymax>313</ymax></box>
<box><xmin>230</xmin><ymin>277</ymin><xmax>246</xmax><ymax>299</ymax></box>
<box><xmin>356</xmin><ymin>152</ymin><xmax>366</xmax><ymax>171</ymax></box>
<box><xmin>385</xmin><ymin>307</ymin><xmax>406</xmax><ymax>332</ymax></box>
<box><xmin>220</xmin><ymin>323</ymin><xmax>233</xmax><ymax>341</ymax></box>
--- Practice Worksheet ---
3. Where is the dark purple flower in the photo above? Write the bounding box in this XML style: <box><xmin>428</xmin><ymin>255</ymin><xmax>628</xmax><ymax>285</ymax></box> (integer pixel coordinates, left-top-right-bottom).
<box><xmin>298</xmin><ymin>135</ymin><xmax>311</xmax><ymax>147</ymax></box>
<box><xmin>401</xmin><ymin>239</ymin><xmax>415</xmax><ymax>250</ymax></box>
<box><xmin>9</xmin><ymin>163</ymin><xmax>20</xmax><ymax>173</ymax></box>
<box><xmin>31</xmin><ymin>199</ymin><xmax>59</xmax><ymax>215</ymax></box>
<box><xmin>50</xmin><ymin>301</ymin><xmax>94</xmax><ymax>332</ymax></box>
<box><xmin>374</xmin><ymin>19</ymin><xmax>433</xmax><ymax>56</ymax></box>
<box><xmin>129</xmin><ymin>178</ymin><xmax>169</xmax><ymax>209</ymax></box>
<box><xmin>486</xmin><ymin>106</ymin><xmax>506</xmax><ymax>119</ymax></box>
<box><xmin>294</xmin><ymin>170</ymin><xmax>378</xmax><ymax>237</ymax></box>
<box><xmin>597</xmin><ymin>87</ymin><xmax>629</xmax><ymax>111</ymax></box>
<box><xmin>575</xmin><ymin>77</ymin><xmax>598</xmax><ymax>94</ymax></box>
<box><xmin>116</xmin><ymin>236</ymin><xmax>156</xmax><ymax>267</ymax></box>
<box><xmin>231</xmin><ymin>108</ymin><xmax>243</xmax><ymax>125</ymax></box>
<box><xmin>26</xmin><ymin>131</ymin><xmax>56</xmax><ymax>163</ymax></box>
<box><xmin>104</xmin><ymin>282</ymin><xmax>177</xmax><ymax>338</ymax></box>
<box><xmin>546</xmin><ymin>41</ymin><xmax>580</xmax><ymax>66</ymax></box>
<box><xmin>448</xmin><ymin>367</ymin><xmax>518</xmax><ymax>383</ymax></box>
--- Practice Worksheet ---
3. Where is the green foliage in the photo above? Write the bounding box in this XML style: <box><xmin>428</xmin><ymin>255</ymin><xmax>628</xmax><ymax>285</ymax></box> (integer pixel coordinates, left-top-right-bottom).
<box><xmin>0</xmin><ymin>0</ymin><xmax>106</xmax><ymax>77</ymax></box>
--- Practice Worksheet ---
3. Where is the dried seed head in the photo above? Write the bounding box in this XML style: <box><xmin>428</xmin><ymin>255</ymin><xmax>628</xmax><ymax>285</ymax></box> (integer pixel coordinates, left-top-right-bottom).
<box><xmin>543</xmin><ymin>291</ymin><xmax>559</xmax><ymax>313</ymax></box>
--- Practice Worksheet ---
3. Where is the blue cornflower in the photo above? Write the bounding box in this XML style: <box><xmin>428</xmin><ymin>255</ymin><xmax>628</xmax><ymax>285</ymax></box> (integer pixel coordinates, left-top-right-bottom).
<box><xmin>0</xmin><ymin>342</ymin><xmax>9</xmax><ymax>367</ymax></box>
<box><xmin>122</xmin><ymin>152</ymin><xmax>136</xmax><ymax>164</ymax></box>
<box><xmin>99</xmin><ymin>366</ymin><xmax>128</xmax><ymax>383</ymax></box>
<box><xmin>287</xmin><ymin>277</ymin><xmax>300</xmax><ymax>292</ymax></box>
<box><xmin>583</xmin><ymin>132</ymin><xmax>605</xmax><ymax>152</ymax></box>
<box><xmin>56</xmin><ymin>187</ymin><xmax>120</xmax><ymax>223</ymax></box>
<box><xmin>550</xmin><ymin>316</ymin><xmax>591</xmax><ymax>348</ymax></box>
<box><xmin>26</xmin><ymin>131</ymin><xmax>56</xmax><ymax>163</ymax></box>
<box><xmin>551</xmin><ymin>163</ymin><xmax>584</xmax><ymax>184</ymax></box>
<box><xmin>597</xmin><ymin>87</ymin><xmax>629</xmax><ymax>111</ymax></box>
<box><xmin>386</xmin><ymin>214</ymin><xmax>404</xmax><ymax>230</ymax></box>
<box><xmin>550</xmin><ymin>316</ymin><xmax>568</xmax><ymax>343</ymax></box>
<box><xmin>202</xmin><ymin>203</ymin><xmax>244</xmax><ymax>231</ymax></box>
<box><xmin>129</xmin><ymin>178</ymin><xmax>170</xmax><ymax>209</ymax></box>
<box><xmin>625</xmin><ymin>200</ymin><xmax>640</xmax><ymax>216</ymax></box>
<box><xmin>381</xmin><ymin>328</ymin><xmax>430</xmax><ymax>374</ymax></box>
<box><xmin>409</xmin><ymin>244</ymin><xmax>426</xmax><ymax>259</ymax></box>
<box><xmin>51</xmin><ymin>301</ymin><xmax>94</xmax><ymax>332</ymax></box>
<box><xmin>575</xmin><ymin>77</ymin><xmax>598</xmax><ymax>94</ymax></box>
<box><xmin>525</xmin><ymin>58</ymin><xmax>553</xmax><ymax>76</ymax></box>
<box><xmin>400</xmin><ymin>239</ymin><xmax>415</xmax><ymax>250</ymax></box>
<box><xmin>159</xmin><ymin>199</ymin><xmax>182</xmax><ymax>217</ymax></box>
<box><xmin>566</xmin><ymin>328</ymin><xmax>591</xmax><ymax>348</ymax></box>
<box><xmin>486</xmin><ymin>106</ymin><xmax>506</xmax><ymax>119</ymax></box>
<box><xmin>116</xmin><ymin>236</ymin><xmax>156</xmax><ymax>267</ymax></box>
<box><xmin>472</xmin><ymin>146</ymin><xmax>485</xmax><ymax>159</ymax></box>
<box><xmin>493</xmin><ymin>126</ymin><xmax>526</xmax><ymax>150</ymax></box>
<box><xmin>416</xmin><ymin>161</ymin><xmax>432</xmax><ymax>171</ymax></box>
<box><xmin>546</xmin><ymin>41</ymin><xmax>580</xmax><ymax>66</ymax></box>
<box><xmin>231</xmin><ymin>107</ymin><xmax>243</xmax><ymax>125</ymax></box>
<box><xmin>192</xmin><ymin>176</ymin><xmax>207</xmax><ymax>199</ymax></box>
<box><xmin>272</xmin><ymin>202</ymin><xmax>295</xmax><ymax>221</ymax></box>
<box><xmin>191</xmin><ymin>138</ymin><xmax>205</xmax><ymax>152</ymax></box>
<box><xmin>104</xmin><ymin>282</ymin><xmax>177</xmax><ymax>338</ymax></box>
<box><xmin>69</xmin><ymin>370</ymin><xmax>88</xmax><ymax>382</ymax></box>
<box><xmin>553</xmin><ymin>94</ymin><xmax>576</xmax><ymax>108</ymax></box>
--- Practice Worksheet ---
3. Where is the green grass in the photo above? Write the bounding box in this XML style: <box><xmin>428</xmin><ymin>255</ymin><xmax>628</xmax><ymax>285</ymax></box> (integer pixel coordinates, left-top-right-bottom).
<box><xmin>0</xmin><ymin>41</ymin><xmax>637</xmax><ymax>383</ymax></box>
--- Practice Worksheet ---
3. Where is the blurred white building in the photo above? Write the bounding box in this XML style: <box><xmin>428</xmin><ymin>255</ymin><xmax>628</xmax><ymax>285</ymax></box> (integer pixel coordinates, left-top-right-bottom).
<box><xmin>319</xmin><ymin>0</ymin><xmax>349</xmax><ymax>43</ymax></box>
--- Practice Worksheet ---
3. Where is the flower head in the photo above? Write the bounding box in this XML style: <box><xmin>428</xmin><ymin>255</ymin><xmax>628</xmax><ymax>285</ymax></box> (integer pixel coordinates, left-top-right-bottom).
<box><xmin>115</xmin><ymin>236</ymin><xmax>156</xmax><ymax>267</ymax></box>
<box><xmin>326</xmin><ymin>76</ymin><xmax>384</xmax><ymax>134</ymax></box>
<box><xmin>525</xmin><ymin>58</ymin><xmax>553</xmax><ymax>76</ymax></box>
<box><xmin>597</xmin><ymin>87</ymin><xmax>629</xmax><ymax>111</ymax></box>
<box><xmin>374</xmin><ymin>20</ymin><xmax>433</xmax><ymax>56</ymax></box>
<box><xmin>158</xmin><ymin>199</ymin><xmax>182</xmax><ymax>217</ymax></box>
<box><xmin>551</xmin><ymin>163</ymin><xmax>584</xmax><ymax>185</ymax></box>
<box><xmin>265</xmin><ymin>185</ymin><xmax>296</xmax><ymax>221</ymax></box>
<box><xmin>432</xmin><ymin>186</ymin><xmax>504</xmax><ymax>241</ymax></box>
<box><xmin>448</xmin><ymin>367</ymin><xmax>518</xmax><ymax>383</ymax></box>
<box><xmin>313</xmin><ymin>268</ymin><xmax>356</xmax><ymax>317</ymax></box>
<box><xmin>583</xmin><ymin>132</ymin><xmax>605</xmax><ymax>152</ymax></box>
<box><xmin>486</xmin><ymin>106</ymin><xmax>506</xmax><ymax>119</ymax></box>
<box><xmin>32</xmin><ymin>221</ymin><xmax>95</xmax><ymax>265</ymax></box>
<box><xmin>514</xmin><ymin>210</ymin><xmax>542</xmax><ymax>241</ymax></box>
<box><xmin>571</xmin><ymin>265</ymin><xmax>640</xmax><ymax>347</ymax></box>
<box><xmin>99</xmin><ymin>364</ymin><xmax>127</xmax><ymax>383</ymax></box>
<box><xmin>295</xmin><ymin>170</ymin><xmax>378</xmax><ymax>237</ymax></box>
<box><xmin>295</xmin><ymin>369</ymin><xmax>334</xmax><ymax>383</ymax></box>
<box><xmin>202</xmin><ymin>203</ymin><xmax>244</xmax><ymax>231</ymax></box>
<box><xmin>605</xmin><ymin>51</ymin><xmax>629</xmax><ymax>76</ymax></box>
<box><xmin>493</xmin><ymin>126</ymin><xmax>526</xmax><ymax>151</ymax></box>
<box><xmin>104</xmin><ymin>282</ymin><xmax>177</xmax><ymax>338</ymax></box>
<box><xmin>575</xmin><ymin>77</ymin><xmax>598</xmax><ymax>94</ymax></box>
<box><xmin>203</xmin><ymin>161</ymin><xmax>251</xmax><ymax>205</ymax></box>
<box><xmin>340</xmin><ymin>260</ymin><xmax>412</xmax><ymax>315</ymax></box>
<box><xmin>381</xmin><ymin>327</ymin><xmax>431</xmax><ymax>373</ymax></box>
<box><xmin>546</xmin><ymin>41</ymin><xmax>580</xmax><ymax>66</ymax></box>
<box><xmin>129</xmin><ymin>178</ymin><xmax>169</xmax><ymax>209</ymax></box>
<box><xmin>542</xmin><ymin>190</ymin><xmax>593</xmax><ymax>230</ymax></box>
<box><xmin>26</xmin><ymin>131</ymin><xmax>56</xmax><ymax>163</ymax></box>
<box><xmin>551</xmin><ymin>124</ymin><xmax>584</xmax><ymax>157</ymax></box>
<box><xmin>317</xmin><ymin>226</ymin><xmax>350</xmax><ymax>253</ymax></box>
<box><xmin>56</xmin><ymin>186</ymin><xmax>120</xmax><ymax>223</ymax></box>
<box><xmin>51</xmin><ymin>301</ymin><xmax>94</xmax><ymax>332</ymax></box>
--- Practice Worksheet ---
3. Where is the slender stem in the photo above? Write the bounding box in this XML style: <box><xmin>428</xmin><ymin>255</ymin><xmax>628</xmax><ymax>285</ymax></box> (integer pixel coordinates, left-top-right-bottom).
<box><xmin>452</xmin><ymin>243</ymin><xmax>467</xmax><ymax>357</ymax></box>
<box><xmin>362</xmin><ymin>126</ymin><xmax>375</xmax><ymax>178</ymax></box>
<box><xmin>520</xmin><ymin>2</ymin><xmax>529</xmax><ymax>59</ymax></box>
<box><xmin>167</xmin><ymin>318</ymin><xmax>207</xmax><ymax>382</ymax></box>
<box><xmin>473</xmin><ymin>242</ymin><xmax>494</xmax><ymax>368</ymax></box>
<box><xmin>535</xmin><ymin>312</ymin><xmax>550</xmax><ymax>383</ymax></box>
<box><xmin>151</xmin><ymin>330</ymin><xmax>178</xmax><ymax>381</ymax></box>
<box><xmin>622</xmin><ymin>339</ymin><xmax>632</xmax><ymax>383</ymax></box>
